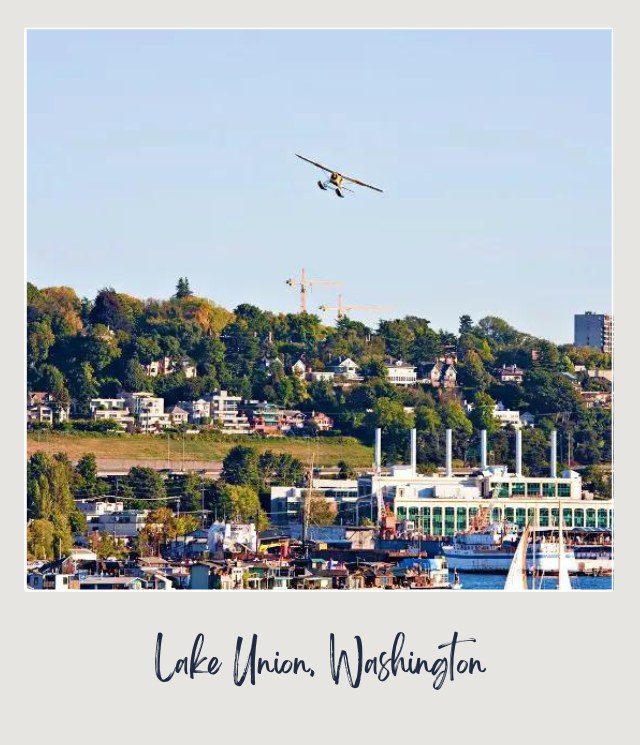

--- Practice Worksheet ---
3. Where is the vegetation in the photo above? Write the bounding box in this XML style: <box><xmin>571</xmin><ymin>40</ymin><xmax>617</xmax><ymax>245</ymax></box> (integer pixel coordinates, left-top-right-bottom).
<box><xmin>27</xmin><ymin>281</ymin><xmax>611</xmax><ymax>474</ymax></box>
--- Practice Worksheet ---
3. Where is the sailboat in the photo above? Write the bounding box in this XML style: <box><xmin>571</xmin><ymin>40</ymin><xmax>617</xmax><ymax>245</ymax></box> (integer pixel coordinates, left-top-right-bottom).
<box><xmin>557</xmin><ymin>515</ymin><xmax>573</xmax><ymax>591</ymax></box>
<box><xmin>504</xmin><ymin>522</ymin><xmax>531</xmax><ymax>591</ymax></box>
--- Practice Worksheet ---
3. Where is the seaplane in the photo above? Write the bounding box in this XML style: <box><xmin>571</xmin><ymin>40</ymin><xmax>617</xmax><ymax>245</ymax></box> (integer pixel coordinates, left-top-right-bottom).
<box><xmin>295</xmin><ymin>153</ymin><xmax>383</xmax><ymax>198</ymax></box>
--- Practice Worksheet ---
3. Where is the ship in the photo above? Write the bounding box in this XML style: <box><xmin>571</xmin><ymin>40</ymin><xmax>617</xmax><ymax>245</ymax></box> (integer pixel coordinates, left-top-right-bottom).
<box><xmin>442</xmin><ymin>507</ymin><xmax>577</xmax><ymax>574</ymax></box>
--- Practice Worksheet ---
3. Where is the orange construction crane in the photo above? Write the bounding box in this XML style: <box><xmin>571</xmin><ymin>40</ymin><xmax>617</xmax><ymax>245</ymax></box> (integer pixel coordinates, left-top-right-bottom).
<box><xmin>285</xmin><ymin>268</ymin><xmax>341</xmax><ymax>313</ymax></box>
<box><xmin>318</xmin><ymin>293</ymin><xmax>391</xmax><ymax>320</ymax></box>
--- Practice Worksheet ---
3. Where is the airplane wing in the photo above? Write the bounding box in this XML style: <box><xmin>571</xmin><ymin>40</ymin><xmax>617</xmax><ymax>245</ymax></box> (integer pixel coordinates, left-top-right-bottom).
<box><xmin>341</xmin><ymin>174</ymin><xmax>384</xmax><ymax>193</ymax></box>
<box><xmin>295</xmin><ymin>154</ymin><xmax>334</xmax><ymax>174</ymax></box>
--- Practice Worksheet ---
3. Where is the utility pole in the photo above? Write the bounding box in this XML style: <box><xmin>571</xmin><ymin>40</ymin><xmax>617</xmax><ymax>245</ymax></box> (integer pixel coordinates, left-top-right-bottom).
<box><xmin>302</xmin><ymin>452</ymin><xmax>314</xmax><ymax>559</ymax></box>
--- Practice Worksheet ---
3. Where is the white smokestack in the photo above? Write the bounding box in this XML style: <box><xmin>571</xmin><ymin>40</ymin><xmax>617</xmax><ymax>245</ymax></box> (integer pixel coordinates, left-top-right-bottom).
<box><xmin>550</xmin><ymin>430</ymin><xmax>557</xmax><ymax>478</ymax></box>
<box><xmin>375</xmin><ymin>428</ymin><xmax>382</xmax><ymax>473</ymax></box>
<box><xmin>410</xmin><ymin>428</ymin><xmax>417</xmax><ymax>476</ymax></box>
<box><xmin>480</xmin><ymin>430</ymin><xmax>487</xmax><ymax>470</ymax></box>
<box><xmin>446</xmin><ymin>429</ymin><xmax>453</xmax><ymax>477</ymax></box>
<box><xmin>515</xmin><ymin>428</ymin><xmax>522</xmax><ymax>477</ymax></box>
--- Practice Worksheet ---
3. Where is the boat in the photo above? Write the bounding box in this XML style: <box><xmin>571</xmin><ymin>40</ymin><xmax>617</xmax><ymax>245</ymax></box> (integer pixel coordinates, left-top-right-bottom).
<box><xmin>504</xmin><ymin>522</ymin><xmax>531</xmax><ymax>591</ymax></box>
<box><xmin>504</xmin><ymin>518</ymin><xmax>573</xmax><ymax>591</ymax></box>
<box><xmin>443</xmin><ymin>507</ymin><xmax>577</xmax><ymax>574</ymax></box>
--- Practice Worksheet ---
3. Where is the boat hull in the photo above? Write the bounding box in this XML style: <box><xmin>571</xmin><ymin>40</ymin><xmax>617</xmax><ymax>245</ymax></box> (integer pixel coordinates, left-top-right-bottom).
<box><xmin>443</xmin><ymin>547</ymin><xmax>577</xmax><ymax>574</ymax></box>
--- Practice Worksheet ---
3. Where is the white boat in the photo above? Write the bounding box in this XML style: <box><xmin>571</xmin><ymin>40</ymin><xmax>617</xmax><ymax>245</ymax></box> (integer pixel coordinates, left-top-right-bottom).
<box><xmin>505</xmin><ymin>519</ymin><xmax>574</xmax><ymax>591</ymax></box>
<box><xmin>504</xmin><ymin>523</ymin><xmax>531</xmax><ymax>591</ymax></box>
<box><xmin>444</xmin><ymin>508</ymin><xmax>577</xmax><ymax>574</ymax></box>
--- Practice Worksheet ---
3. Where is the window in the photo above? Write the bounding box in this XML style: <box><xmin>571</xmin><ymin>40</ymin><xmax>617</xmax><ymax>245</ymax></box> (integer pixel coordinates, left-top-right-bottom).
<box><xmin>515</xmin><ymin>508</ymin><xmax>526</xmax><ymax>528</ymax></box>
<box><xmin>512</xmin><ymin>482</ymin><xmax>525</xmax><ymax>496</ymax></box>
<box><xmin>539</xmin><ymin>508</ymin><xmax>549</xmax><ymax>527</ymax></box>
<box><xmin>432</xmin><ymin>507</ymin><xmax>443</xmax><ymax>535</ymax></box>
<box><xmin>456</xmin><ymin>507</ymin><xmax>467</xmax><ymax>531</ymax></box>
<box><xmin>586</xmin><ymin>509</ymin><xmax>596</xmax><ymax>528</ymax></box>
<box><xmin>527</xmin><ymin>482</ymin><xmax>541</xmax><ymax>497</ymax></box>
<box><xmin>491</xmin><ymin>507</ymin><xmax>502</xmax><ymax>522</ymax></box>
<box><xmin>562</xmin><ymin>508</ymin><xmax>573</xmax><ymax>528</ymax></box>
<box><xmin>396</xmin><ymin>506</ymin><xmax>407</xmax><ymax>519</ymax></box>
<box><xmin>445</xmin><ymin>507</ymin><xmax>455</xmax><ymax>536</ymax></box>
<box><xmin>558</xmin><ymin>483</ymin><xmax>571</xmax><ymax>498</ymax></box>
<box><xmin>504</xmin><ymin>507</ymin><xmax>514</xmax><ymax>523</ymax></box>
<box><xmin>543</xmin><ymin>483</ymin><xmax>556</xmax><ymax>498</ymax></box>
<box><xmin>597</xmin><ymin>509</ymin><xmax>608</xmax><ymax>529</ymax></box>
<box><xmin>574</xmin><ymin>509</ymin><xmax>585</xmax><ymax>528</ymax></box>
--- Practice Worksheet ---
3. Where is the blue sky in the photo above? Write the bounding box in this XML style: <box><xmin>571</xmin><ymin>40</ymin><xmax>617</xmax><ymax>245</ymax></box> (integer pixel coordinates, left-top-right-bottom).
<box><xmin>27</xmin><ymin>29</ymin><xmax>611</xmax><ymax>343</ymax></box>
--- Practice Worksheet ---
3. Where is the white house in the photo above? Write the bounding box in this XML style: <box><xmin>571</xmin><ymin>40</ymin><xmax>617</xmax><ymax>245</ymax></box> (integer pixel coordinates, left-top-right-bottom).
<box><xmin>330</xmin><ymin>357</ymin><xmax>362</xmax><ymax>381</ymax></box>
<box><xmin>206</xmin><ymin>390</ymin><xmax>250</xmax><ymax>433</ymax></box>
<box><xmin>493</xmin><ymin>402</ymin><xmax>522</xmax><ymax>428</ymax></box>
<box><xmin>385</xmin><ymin>360</ymin><xmax>418</xmax><ymax>386</ymax></box>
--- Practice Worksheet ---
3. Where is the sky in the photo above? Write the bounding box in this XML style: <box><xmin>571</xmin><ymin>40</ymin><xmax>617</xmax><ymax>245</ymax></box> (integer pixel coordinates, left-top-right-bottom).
<box><xmin>27</xmin><ymin>29</ymin><xmax>611</xmax><ymax>344</ymax></box>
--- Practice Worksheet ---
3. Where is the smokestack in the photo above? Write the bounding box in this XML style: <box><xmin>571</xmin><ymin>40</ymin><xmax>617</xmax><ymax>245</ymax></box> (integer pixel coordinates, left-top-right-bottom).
<box><xmin>446</xmin><ymin>429</ymin><xmax>453</xmax><ymax>477</ymax></box>
<box><xmin>374</xmin><ymin>428</ymin><xmax>382</xmax><ymax>473</ymax></box>
<box><xmin>515</xmin><ymin>428</ymin><xmax>522</xmax><ymax>477</ymax></box>
<box><xmin>480</xmin><ymin>430</ymin><xmax>488</xmax><ymax>470</ymax></box>
<box><xmin>410</xmin><ymin>428</ymin><xmax>417</xmax><ymax>476</ymax></box>
<box><xmin>550</xmin><ymin>430</ymin><xmax>557</xmax><ymax>478</ymax></box>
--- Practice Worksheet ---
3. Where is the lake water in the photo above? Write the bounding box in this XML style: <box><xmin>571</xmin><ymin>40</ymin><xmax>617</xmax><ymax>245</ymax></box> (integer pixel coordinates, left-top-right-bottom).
<box><xmin>456</xmin><ymin>573</ymin><xmax>612</xmax><ymax>591</ymax></box>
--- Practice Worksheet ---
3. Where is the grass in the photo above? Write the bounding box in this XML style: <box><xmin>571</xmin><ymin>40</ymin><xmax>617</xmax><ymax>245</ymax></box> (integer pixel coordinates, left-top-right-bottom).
<box><xmin>26</xmin><ymin>431</ymin><xmax>374</xmax><ymax>468</ymax></box>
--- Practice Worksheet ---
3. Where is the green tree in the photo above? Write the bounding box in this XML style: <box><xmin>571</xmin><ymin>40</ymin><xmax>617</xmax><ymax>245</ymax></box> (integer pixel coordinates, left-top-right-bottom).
<box><xmin>222</xmin><ymin>446</ymin><xmax>261</xmax><ymax>489</ymax></box>
<box><xmin>459</xmin><ymin>315</ymin><xmax>474</xmax><ymax>334</ymax></box>
<box><xmin>27</xmin><ymin>519</ymin><xmax>56</xmax><ymax>560</ymax></box>
<box><xmin>470</xmin><ymin>391</ymin><xmax>498</xmax><ymax>434</ymax></box>
<box><xmin>220</xmin><ymin>484</ymin><xmax>268</xmax><ymax>529</ymax></box>
<box><xmin>174</xmin><ymin>277</ymin><xmax>193</xmax><ymax>299</ymax></box>
<box><xmin>127</xmin><ymin>467</ymin><xmax>167</xmax><ymax>508</ymax></box>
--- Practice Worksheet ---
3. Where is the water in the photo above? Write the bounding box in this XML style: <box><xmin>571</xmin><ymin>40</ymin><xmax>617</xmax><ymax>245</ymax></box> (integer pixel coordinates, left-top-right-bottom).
<box><xmin>456</xmin><ymin>573</ymin><xmax>612</xmax><ymax>591</ymax></box>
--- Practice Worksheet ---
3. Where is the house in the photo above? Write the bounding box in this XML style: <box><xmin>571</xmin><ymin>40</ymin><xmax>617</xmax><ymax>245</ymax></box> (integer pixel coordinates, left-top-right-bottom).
<box><xmin>385</xmin><ymin>360</ymin><xmax>418</xmax><ymax>387</ymax></box>
<box><xmin>307</xmin><ymin>370</ymin><xmax>336</xmax><ymax>383</ymax></box>
<box><xmin>329</xmin><ymin>357</ymin><xmax>362</xmax><ymax>381</ymax></box>
<box><xmin>206</xmin><ymin>390</ymin><xmax>251</xmax><ymax>433</ymax></box>
<box><xmin>123</xmin><ymin>392</ymin><xmax>170</xmax><ymax>432</ymax></box>
<box><xmin>90</xmin><ymin>398</ymin><xmax>134</xmax><ymax>429</ymax></box>
<box><xmin>520</xmin><ymin>412</ymin><xmax>536</xmax><ymax>428</ymax></box>
<box><xmin>291</xmin><ymin>359</ymin><xmax>307</xmax><ymax>379</ymax></box>
<box><xmin>307</xmin><ymin>411</ymin><xmax>333</xmax><ymax>432</ymax></box>
<box><xmin>580</xmin><ymin>391</ymin><xmax>612</xmax><ymax>409</ymax></box>
<box><xmin>166</xmin><ymin>404</ymin><xmax>189</xmax><ymax>427</ymax></box>
<box><xmin>178</xmin><ymin>398</ymin><xmax>211</xmax><ymax>424</ymax></box>
<box><xmin>144</xmin><ymin>356</ymin><xmax>197</xmax><ymax>379</ymax></box>
<box><xmin>493</xmin><ymin>402</ymin><xmax>521</xmax><ymax>428</ymax></box>
<box><xmin>27</xmin><ymin>392</ymin><xmax>70</xmax><ymax>426</ymax></box>
<box><xmin>427</xmin><ymin>355</ymin><xmax>457</xmax><ymax>389</ymax></box>
<box><xmin>240</xmin><ymin>401</ymin><xmax>285</xmax><ymax>435</ymax></box>
<box><xmin>496</xmin><ymin>364</ymin><xmax>525</xmax><ymax>384</ymax></box>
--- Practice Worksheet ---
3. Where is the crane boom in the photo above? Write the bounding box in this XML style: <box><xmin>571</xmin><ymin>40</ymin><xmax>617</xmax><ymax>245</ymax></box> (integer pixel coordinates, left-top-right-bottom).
<box><xmin>318</xmin><ymin>294</ymin><xmax>391</xmax><ymax>320</ymax></box>
<box><xmin>285</xmin><ymin>268</ymin><xmax>341</xmax><ymax>312</ymax></box>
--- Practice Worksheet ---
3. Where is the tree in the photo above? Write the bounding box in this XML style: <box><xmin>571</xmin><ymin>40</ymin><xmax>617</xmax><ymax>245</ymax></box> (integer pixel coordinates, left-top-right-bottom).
<box><xmin>174</xmin><ymin>277</ymin><xmax>193</xmax><ymax>299</ymax></box>
<box><xmin>27</xmin><ymin>519</ymin><xmax>56</xmax><ymax>560</ymax></box>
<box><xmin>306</xmin><ymin>491</ymin><xmax>336</xmax><ymax>526</ymax></box>
<box><xmin>337</xmin><ymin>460</ymin><xmax>354</xmax><ymax>479</ymax></box>
<box><xmin>222</xmin><ymin>446</ymin><xmax>261</xmax><ymax>489</ymax></box>
<box><xmin>127</xmin><ymin>467</ymin><xmax>167</xmax><ymax>507</ymax></box>
<box><xmin>459</xmin><ymin>315</ymin><xmax>474</xmax><ymax>335</ymax></box>
<box><xmin>220</xmin><ymin>484</ymin><xmax>268</xmax><ymax>530</ymax></box>
<box><xmin>91</xmin><ymin>531</ymin><xmax>128</xmax><ymax>560</ymax></box>
<box><xmin>469</xmin><ymin>391</ymin><xmax>498</xmax><ymax>434</ymax></box>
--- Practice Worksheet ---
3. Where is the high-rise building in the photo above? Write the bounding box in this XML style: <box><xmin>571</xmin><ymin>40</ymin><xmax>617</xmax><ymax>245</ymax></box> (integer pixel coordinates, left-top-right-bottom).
<box><xmin>574</xmin><ymin>312</ymin><xmax>613</xmax><ymax>353</ymax></box>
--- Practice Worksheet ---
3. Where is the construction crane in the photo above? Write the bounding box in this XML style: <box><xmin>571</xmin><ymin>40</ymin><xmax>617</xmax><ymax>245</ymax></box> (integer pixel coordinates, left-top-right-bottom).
<box><xmin>318</xmin><ymin>293</ymin><xmax>390</xmax><ymax>320</ymax></box>
<box><xmin>285</xmin><ymin>268</ymin><xmax>340</xmax><ymax>313</ymax></box>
